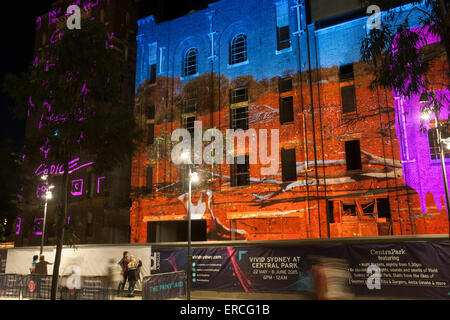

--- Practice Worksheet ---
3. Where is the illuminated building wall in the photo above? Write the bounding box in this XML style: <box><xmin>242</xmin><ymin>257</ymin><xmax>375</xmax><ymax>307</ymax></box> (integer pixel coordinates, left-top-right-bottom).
<box><xmin>130</xmin><ymin>0</ymin><xmax>449</xmax><ymax>242</ymax></box>
<box><xmin>15</xmin><ymin>0</ymin><xmax>138</xmax><ymax>246</ymax></box>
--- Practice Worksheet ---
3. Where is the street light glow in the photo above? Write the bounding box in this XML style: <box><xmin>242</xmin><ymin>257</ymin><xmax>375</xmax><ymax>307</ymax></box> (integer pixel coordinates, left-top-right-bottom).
<box><xmin>41</xmin><ymin>175</ymin><xmax>48</xmax><ymax>181</ymax></box>
<box><xmin>421</xmin><ymin>108</ymin><xmax>432</xmax><ymax>121</ymax></box>
<box><xmin>190</xmin><ymin>172</ymin><xmax>199</xmax><ymax>183</ymax></box>
<box><xmin>45</xmin><ymin>191</ymin><xmax>53</xmax><ymax>199</ymax></box>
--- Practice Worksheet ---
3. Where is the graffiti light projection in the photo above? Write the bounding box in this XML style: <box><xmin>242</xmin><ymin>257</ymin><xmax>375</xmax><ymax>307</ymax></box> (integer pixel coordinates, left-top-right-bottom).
<box><xmin>34</xmin><ymin>158</ymin><xmax>95</xmax><ymax>177</ymax></box>
<box><xmin>71</xmin><ymin>179</ymin><xmax>84</xmax><ymax>196</ymax></box>
<box><xmin>393</xmin><ymin>26</ymin><xmax>450</xmax><ymax>213</ymax></box>
<box><xmin>97</xmin><ymin>176</ymin><xmax>105</xmax><ymax>193</ymax></box>
<box><xmin>15</xmin><ymin>218</ymin><xmax>22</xmax><ymax>235</ymax></box>
<box><xmin>33</xmin><ymin>218</ymin><xmax>44</xmax><ymax>236</ymax></box>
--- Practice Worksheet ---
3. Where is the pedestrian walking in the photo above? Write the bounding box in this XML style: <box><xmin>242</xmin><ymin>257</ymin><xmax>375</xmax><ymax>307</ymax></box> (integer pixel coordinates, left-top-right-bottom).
<box><xmin>106</xmin><ymin>258</ymin><xmax>122</xmax><ymax>299</ymax></box>
<box><xmin>126</xmin><ymin>256</ymin><xmax>142</xmax><ymax>298</ymax></box>
<box><xmin>34</xmin><ymin>255</ymin><xmax>53</xmax><ymax>275</ymax></box>
<box><xmin>117</xmin><ymin>251</ymin><xmax>129</xmax><ymax>296</ymax></box>
<box><xmin>29</xmin><ymin>255</ymin><xmax>39</xmax><ymax>274</ymax></box>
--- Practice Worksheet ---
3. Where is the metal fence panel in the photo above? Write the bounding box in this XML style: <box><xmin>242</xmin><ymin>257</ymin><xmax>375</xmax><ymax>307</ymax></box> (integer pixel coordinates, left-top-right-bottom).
<box><xmin>0</xmin><ymin>274</ymin><xmax>21</xmax><ymax>298</ymax></box>
<box><xmin>21</xmin><ymin>275</ymin><xmax>53</xmax><ymax>300</ymax></box>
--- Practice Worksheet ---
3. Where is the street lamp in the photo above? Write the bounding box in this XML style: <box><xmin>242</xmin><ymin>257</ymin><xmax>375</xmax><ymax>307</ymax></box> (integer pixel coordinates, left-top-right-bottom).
<box><xmin>40</xmin><ymin>175</ymin><xmax>55</xmax><ymax>255</ymax></box>
<box><xmin>181</xmin><ymin>151</ymin><xmax>199</xmax><ymax>300</ymax></box>
<box><xmin>420</xmin><ymin>92</ymin><xmax>450</xmax><ymax>239</ymax></box>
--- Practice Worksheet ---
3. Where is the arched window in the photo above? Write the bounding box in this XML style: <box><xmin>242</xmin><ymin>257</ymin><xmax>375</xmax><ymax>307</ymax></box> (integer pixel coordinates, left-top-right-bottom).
<box><xmin>230</xmin><ymin>34</ymin><xmax>247</xmax><ymax>65</ymax></box>
<box><xmin>183</xmin><ymin>48</ymin><xmax>198</xmax><ymax>76</ymax></box>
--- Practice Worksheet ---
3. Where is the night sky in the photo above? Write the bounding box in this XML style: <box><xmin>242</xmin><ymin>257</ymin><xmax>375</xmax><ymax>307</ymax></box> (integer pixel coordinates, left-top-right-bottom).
<box><xmin>0</xmin><ymin>0</ymin><xmax>216</xmax><ymax>147</ymax></box>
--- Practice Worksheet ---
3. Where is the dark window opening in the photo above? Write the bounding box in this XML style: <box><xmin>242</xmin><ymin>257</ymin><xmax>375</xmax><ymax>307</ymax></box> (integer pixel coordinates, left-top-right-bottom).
<box><xmin>231</xmin><ymin>106</ymin><xmax>249</xmax><ymax>131</ymax></box>
<box><xmin>148</xmin><ymin>64</ymin><xmax>156</xmax><ymax>84</ymax></box>
<box><xmin>279</xmin><ymin>76</ymin><xmax>293</xmax><ymax>93</ymax></box>
<box><xmin>327</xmin><ymin>200</ymin><xmax>335</xmax><ymax>223</ymax></box>
<box><xmin>86</xmin><ymin>223</ymin><xmax>94</xmax><ymax>238</ymax></box>
<box><xmin>146</xmin><ymin>167</ymin><xmax>153</xmax><ymax>193</ymax></box>
<box><xmin>147</xmin><ymin>220</ymin><xmax>207</xmax><ymax>242</ymax></box>
<box><xmin>377</xmin><ymin>198</ymin><xmax>391</xmax><ymax>220</ymax></box>
<box><xmin>281</xmin><ymin>148</ymin><xmax>297</xmax><ymax>182</ymax></box>
<box><xmin>280</xmin><ymin>96</ymin><xmax>294</xmax><ymax>124</ymax></box>
<box><xmin>231</xmin><ymin>155</ymin><xmax>250</xmax><ymax>187</ymax></box>
<box><xmin>345</xmin><ymin>140</ymin><xmax>362</xmax><ymax>171</ymax></box>
<box><xmin>146</xmin><ymin>105</ymin><xmax>155</xmax><ymax>120</ymax></box>
<box><xmin>183</xmin><ymin>116</ymin><xmax>196</xmax><ymax>136</ymax></box>
<box><xmin>147</xmin><ymin>123</ymin><xmax>154</xmax><ymax>145</ymax></box>
<box><xmin>339</xmin><ymin>63</ymin><xmax>354</xmax><ymax>82</ymax></box>
<box><xmin>341</xmin><ymin>84</ymin><xmax>356</xmax><ymax>114</ymax></box>
<box><xmin>277</xmin><ymin>26</ymin><xmax>291</xmax><ymax>51</ymax></box>
<box><xmin>230</xmin><ymin>88</ymin><xmax>248</xmax><ymax>104</ymax></box>
<box><xmin>362</xmin><ymin>201</ymin><xmax>375</xmax><ymax>215</ymax></box>
<box><xmin>183</xmin><ymin>99</ymin><xmax>197</xmax><ymax>114</ymax></box>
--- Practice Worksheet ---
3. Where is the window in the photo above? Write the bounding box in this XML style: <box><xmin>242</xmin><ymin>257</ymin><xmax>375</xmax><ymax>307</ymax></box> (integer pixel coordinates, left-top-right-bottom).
<box><xmin>339</xmin><ymin>64</ymin><xmax>354</xmax><ymax>82</ymax></box>
<box><xmin>280</xmin><ymin>96</ymin><xmax>294</xmax><ymax>124</ymax></box>
<box><xmin>231</xmin><ymin>155</ymin><xmax>250</xmax><ymax>187</ymax></box>
<box><xmin>327</xmin><ymin>201</ymin><xmax>335</xmax><ymax>223</ymax></box>
<box><xmin>341</xmin><ymin>85</ymin><xmax>356</xmax><ymax>114</ymax></box>
<box><xmin>276</xmin><ymin>1</ymin><xmax>290</xmax><ymax>50</ymax></box>
<box><xmin>230</xmin><ymin>88</ymin><xmax>248</xmax><ymax>104</ymax></box>
<box><xmin>183</xmin><ymin>48</ymin><xmax>198</xmax><ymax>76</ymax></box>
<box><xmin>147</xmin><ymin>220</ymin><xmax>207</xmax><ymax>242</ymax></box>
<box><xmin>279</xmin><ymin>76</ymin><xmax>293</xmax><ymax>93</ymax></box>
<box><xmin>281</xmin><ymin>149</ymin><xmax>297</xmax><ymax>182</ymax></box>
<box><xmin>146</xmin><ymin>166</ymin><xmax>153</xmax><ymax>193</ymax></box>
<box><xmin>231</xmin><ymin>106</ymin><xmax>249</xmax><ymax>131</ymax></box>
<box><xmin>377</xmin><ymin>198</ymin><xmax>391</xmax><ymax>220</ymax></box>
<box><xmin>345</xmin><ymin>140</ymin><xmax>362</xmax><ymax>170</ymax></box>
<box><xmin>86</xmin><ymin>212</ymin><xmax>94</xmax><ymax>238</ymax></box>
<box><xmin>230</xmin><ymin>34</ymin><xmax>248</xmax><ymax>65</ymax></box>
<box><xmin>147</xmin><ymin>123</ymin><xmax>154</xmax><ymax>145</ymax></box>
<box><xmin>146</xmin><ymin>105</ymin><xmax>155</xmax><ymax>120</ymax></box>
<box><xmin>183</xmin><ymin>116</ymin><xmax>196</xmax><ymax>136</ymax></box>
<box><xmin>428</xmin><ymin>127</ymin><xmax>450</xmax><ymax>160</ymax></box>
<box><xmin>183</xmin><ymin>99</ymin><xmax>197</xmax><ymax>114</ymax></box>
<box><xmin>148</xmin><ymin>64</ymin><xmax>156</xmax><ymax>84</ymax></box>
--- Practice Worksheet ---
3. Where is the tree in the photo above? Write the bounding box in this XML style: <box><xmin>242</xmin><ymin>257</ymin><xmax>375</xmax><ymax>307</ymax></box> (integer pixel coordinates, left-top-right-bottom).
<box><xmin>3</xmin><ymin>19</ymin><xmax>142</xmax><ymax>299</ymax></box>
<box><xmin>360</xmin><ymin>0</ymin><xmax>449</xmax><ymax>97</ymax></box>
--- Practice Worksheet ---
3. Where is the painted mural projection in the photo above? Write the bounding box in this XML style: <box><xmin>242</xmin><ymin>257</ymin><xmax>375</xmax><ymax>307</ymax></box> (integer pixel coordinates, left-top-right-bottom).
<box><xmin>393</xmin><ymin>27</ymin><xmax>450</xmax><ymax>214</ymax></box>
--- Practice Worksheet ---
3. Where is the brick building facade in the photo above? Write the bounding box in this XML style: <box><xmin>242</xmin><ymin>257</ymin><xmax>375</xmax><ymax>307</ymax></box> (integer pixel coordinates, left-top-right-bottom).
<box><xmin>130</xmin><ymin>0</ymin><xmax>449</xmax><ymax>242</ymax></box>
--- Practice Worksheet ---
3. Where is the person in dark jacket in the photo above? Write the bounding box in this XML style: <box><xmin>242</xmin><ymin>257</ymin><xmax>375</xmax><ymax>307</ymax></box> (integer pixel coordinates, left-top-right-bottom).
<box><xmin>126</xmin><ymin>256</ymin><xmax>142</xmax><ymax>298</ymax></box>
<box><xmin>34</xmin><ymin>255</ymin><xmax>53</xmax><ymax>275</ymax></box>
<box><xmin>117</xmin><ymin>251</ymin><xmax>129</xmax><ymax>296</ymax></box>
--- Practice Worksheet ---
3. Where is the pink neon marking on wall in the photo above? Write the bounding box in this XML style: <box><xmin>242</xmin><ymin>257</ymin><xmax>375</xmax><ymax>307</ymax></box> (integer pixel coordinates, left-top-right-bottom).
<box><xmin>15</xmin><ymin>218</ymin><xmax>22</xmax><ymax>235</ymax></box>
<box><xmin>33</xmin><ymin>218</ymin><xmax>44</xmax><ymax>236</ymax></box>
<box><xmin>97</xmin><ymin>176</ymin><xmax>105</xmax><ymax>193</ymax></box>
<box><xmin>71</xmin><ymin>179</ymin><xmax>84</xmax><ymax>196</ymax></box>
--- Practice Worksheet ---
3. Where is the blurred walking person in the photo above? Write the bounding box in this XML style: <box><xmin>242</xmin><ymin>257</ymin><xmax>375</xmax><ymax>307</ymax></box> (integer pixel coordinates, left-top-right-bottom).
<box><xmin>106</xmin><ymin>258</ymin><xmax>122</xmax><ymax>299</ymax></box>
<box><xmin>126</xmin><ymin>256</ymin><xmax>142</xmax><ymax>298</ymax></box>
<box><xmin>117</xmin><ymin>251</ymin><xmax>129</xmax><ymax>296</ymax></box>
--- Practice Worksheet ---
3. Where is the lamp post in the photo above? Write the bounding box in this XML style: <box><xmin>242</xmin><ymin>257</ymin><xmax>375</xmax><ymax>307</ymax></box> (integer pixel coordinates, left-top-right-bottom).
<box><xmin>420</xmin><ymin>93</ymin><xmax>450</xmax><ymax>239</ymax></box>
<box><xmin>40</xmin><ymin>175</ymin><xmax>54</xmax><ymax>255</ymax></box>
<box><xmin>181</xmin><ymin>151</ymin><xmax>199</xmax><ymax>300</ymax></box>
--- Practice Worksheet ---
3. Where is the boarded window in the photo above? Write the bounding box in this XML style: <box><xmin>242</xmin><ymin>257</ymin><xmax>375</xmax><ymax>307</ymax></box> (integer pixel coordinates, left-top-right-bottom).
<box><xmin>281</xmin><ymin>149</ymin><xmax>297</xmax><ymax>182</ymax></box>
<box><xmin>345</xmin><ymin>140</ymin><xmax>362</xmax><ymax>170</ymax></box>
<box><xmin>341</xmin><ymin>85</ymin><xmax>356</xmax><ymax>114</ymax></box>
<box><xmin>231</xmin><ymin>155</ymin><xmax>250</xmax><ymax>187</ymax></box>
<box><xmin>183</xmin><ymin>99</ymin><xmax>197</xmax><ymax>114</ymax></box>
<box><xmin>280</xmin><ymin>96</ymin><xmax>294</xmax><ymax>124</ymax></box>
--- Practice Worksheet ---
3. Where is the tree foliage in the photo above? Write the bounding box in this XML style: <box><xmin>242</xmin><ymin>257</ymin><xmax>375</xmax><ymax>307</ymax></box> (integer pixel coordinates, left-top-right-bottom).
<box><xmin>360</xmin><ymin>0</ymin><xmax>450</xmax><ymax>97</ymax></box>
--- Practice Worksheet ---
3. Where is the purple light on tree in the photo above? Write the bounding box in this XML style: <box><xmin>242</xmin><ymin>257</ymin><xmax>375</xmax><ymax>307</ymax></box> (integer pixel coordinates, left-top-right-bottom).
<box><xmin>394</xmin><ymin>26</ymin><xmax>450</xmax><ymax>214</ymax></box>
